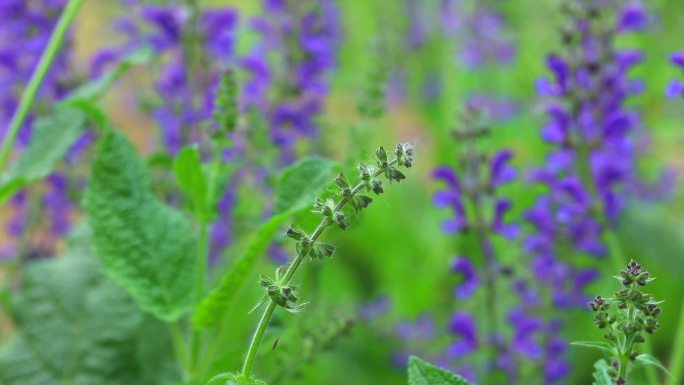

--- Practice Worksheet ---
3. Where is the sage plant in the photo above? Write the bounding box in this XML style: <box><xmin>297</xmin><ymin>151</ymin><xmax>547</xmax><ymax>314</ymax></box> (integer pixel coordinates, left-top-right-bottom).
<box><xmin>526</xmin><ymin>1</ymin><xmax>658</xmax><ymax>382</ymax></box>
<box><xmin>390</xmin><ymin>107</ymin><xmax>523</xmax><ymax>383</ymax></box>
<box><xmin>577</xmin><ymin>260</ymin><xmax>664</xmax><ymax>385</ymax></box>
<box><xmin>210</xmin><ymin>143</ymin><xmax>414</xmax><ymax>384</ymax></box>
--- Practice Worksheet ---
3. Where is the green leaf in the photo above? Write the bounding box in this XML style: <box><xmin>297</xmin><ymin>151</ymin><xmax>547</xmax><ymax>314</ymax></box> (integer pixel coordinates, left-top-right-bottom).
<box><xmin>65</xmin><ymin>47</ymin><xmax>152</xmax><ymax>102</ymax></box>
<box><xmin>571</xmin><ymin>341</ymin><xmax>617</xmax><ymax>355</ymax></box>
<box><xmin>0</xmin><ymin>254</ymin><xmax>146</xmax><ymax>385</ymax></box>
<box><xmin>0</xmin><ymin>107</ymin><xmax>85</xmax><ymax>203</ymax></box>
<box><xmin>85</xmin><ymin>131</ymin><xmax>196</xmax><ymax>321</ymax></box>
<box><xmin>274</xmin><ymin>156</ymin><xmax>336</xmax><ymax>214</ymax></box>
<box><xmin>592</xmin><ymin>359</ymin><xmax>613</xmax><ymax>385</ymax></box>
<box><xmin>193</xmin><ymin>157</ymin><xmax>335</xmax><ymax>329</ymax></box>
<box><xmin>407</xmin><ymin>356</ymin><xmax>470</xmax><ymax>385</ymax></box>
<box><xmin>192</xmin><ymin>209</ymin><xmax>294</xmax><ymax>329</ymax></box>
<box><xmin>173</xmin><ymin>146</ymin><xmax>212</xmax><ymax>222</ymax></box>
<box><xmin>635</xmin><ymin>354</ymin><xmax>671</xmax><ymax>376</ymax></box>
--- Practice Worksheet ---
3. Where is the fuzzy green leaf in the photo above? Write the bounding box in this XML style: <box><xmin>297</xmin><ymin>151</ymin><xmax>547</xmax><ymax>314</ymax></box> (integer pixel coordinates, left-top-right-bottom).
<box><xmin>0</xmin><ymin>254</ymin><xmax>146</xmax><ymax>385</ymax></box>
<box><xmin>407</xmin><ymin>356</ymin><xmax>470</xmax><ymax>385</ymax></box>
<box><xmin>592</xmin><ymin>359</ymin><xmax>613</xmax><ymax>385</ymax></box>
<box><xmin>274</xmin><ymin>156</ymin><xmax>336</xmax><ymax>214</ymax></box>
<box><xmin>85</xmin><ymin>131</ymin><xmax>196</xmax><ymax>321</ymax></box>
<box><xmin>173</xmin><ymin>146</ymin><xmax>212</xmax><ymax>222</ymax></box>
<box><xmin>0</xmin><ymin>107</ymin><xmax>85</xmax><ymax>202</ymax></box>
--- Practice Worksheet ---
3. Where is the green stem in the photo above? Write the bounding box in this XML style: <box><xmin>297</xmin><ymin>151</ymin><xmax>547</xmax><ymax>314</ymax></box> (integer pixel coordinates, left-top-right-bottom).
<box><xmin>667</xmin><ymin>296</ymin><xmax>684</xmax><ymax>385</ymax></box>
<box><xmin>189</xmin><ymin>222</ymin><xmax>209</xmax><ymax>375</ymax></box>
<box><xmin>0</xmin><ymin>0</ymin><xmax>85</xmax><ymax>170</ymax></box>
<box><xmin>239</xmin><ymin>160</ymin><xmax>398</xmax><ymax>380</ymax></box>
<box><xmin>189</xmin><ymin>142</ymin><xmax>224</xmax><ymax>378</ymax></box>
<box><xmin>169</xmin><ymin>322</ymin><xmax>190</xmax><ymax>380</ymax></box>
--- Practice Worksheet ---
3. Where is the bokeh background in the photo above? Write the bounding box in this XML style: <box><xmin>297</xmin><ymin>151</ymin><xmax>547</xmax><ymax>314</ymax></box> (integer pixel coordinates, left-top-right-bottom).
<box><xmin>2</xmin><ymin>1</ymin><xmax>684</xmax><ymax>384</ymax></box>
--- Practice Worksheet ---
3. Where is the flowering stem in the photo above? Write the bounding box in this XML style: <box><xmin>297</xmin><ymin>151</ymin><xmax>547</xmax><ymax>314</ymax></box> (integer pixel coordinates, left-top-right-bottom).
<box><xmin>667</xmin><ymin>297</ymin><xmax>684</xmax><ymax>385</ymax></box>
<box><xmin>239</xmin><ymin>160</ymin><xmax>398</xmax><ymax>381</ymax></box>
<box><xmin>0</xmin><ymin>0</ymin><xmax>85</xmax><ymax>170</ymax></box>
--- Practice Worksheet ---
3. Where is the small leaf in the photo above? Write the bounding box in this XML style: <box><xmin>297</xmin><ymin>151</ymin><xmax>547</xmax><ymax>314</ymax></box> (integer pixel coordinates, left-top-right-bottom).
<box><xmin>592</xmin><ymin>359</ymin><xmax>613</xmax><ymax>385</ymax></box>
<box><xmin>407</xmin><ymin>356</ymin><xmax>470</xmax><ymax>385</ymax></box>
<box><xmin>173</xmin><ymin>146</ymin><xmax>212</xmax><ymax>222</ymax></box>
<box><xmin>635</xmin><ymin>354</ymin><xmax>671</xmax><ymax>376</ymax></box>
<box><xmin>85</xmin><ymin>131</ymin><xmax>197</xmax><ymax>321</ymax></box>
<box><xmin>0</xmin><ymin>107</ymin><xmax>85</xmax><ymax>203</ymax></box>
<box><xmin>571</xmin><ymin>341</ymin><xmax>617</xmax><ymax>355</ymax></box>
<box><xmin>274</xmin><ymin>156</ymin><xmax>336</xmax><ymax>214</ymax></box>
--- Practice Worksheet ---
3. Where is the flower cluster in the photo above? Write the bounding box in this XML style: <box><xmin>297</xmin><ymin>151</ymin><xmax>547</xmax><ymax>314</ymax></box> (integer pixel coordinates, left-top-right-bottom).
<box><xmin>391</xmin><ymin>108</ymin><xmax>526</xmax><ymax>383</ymax></box>
<box><xmin>524</xmin><ymin>1</ymin><xmax>652</xmax><ymax>383</ymax></box>
<box><xmin>241</xmin><ymin>0</ymin><xmax>341</xmax><ymax>162</ymax></box>
<box><xmin>95</xmin><ymin>3</ymin><xmax>239</xmax><ymax>154</ymax></box>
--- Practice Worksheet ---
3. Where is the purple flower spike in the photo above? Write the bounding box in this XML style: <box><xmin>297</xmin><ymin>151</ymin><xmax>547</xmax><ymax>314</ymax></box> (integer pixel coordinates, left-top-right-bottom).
<box><xmin>447</xmin><ymin>311</ymin><xmax>478</xmax><ymax>359</ymax></box>
<box><xmin>451</xmin><ymin>256</ymin><xmax>479</xmax><ymax>300</ymax></box>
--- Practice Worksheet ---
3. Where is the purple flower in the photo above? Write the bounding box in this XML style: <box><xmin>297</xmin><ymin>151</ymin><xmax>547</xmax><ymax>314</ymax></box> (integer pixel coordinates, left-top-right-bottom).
<box><xmin>447</xmin><ymin>312</ymin><xmax>478</xmax><ymax>359</ymax></box>
<box><xmin>451</xmin><ymin>257</ymin><xmax>479</xmax><ymax>300</ymax></box>
<box><xmin>508</xmin><ymin>307</ymin><xmax>543</xmax><ymax>359</ymax></box>
<box><xmin>396</xmin><ymin>313</ymin><xmax>436</xmax><ymax>342</ymax></box>
<box><xmin>359</xmin><ymin>296</ymin><xmax>392</xmax><ymax>321</ymax></box>
<box><xmin>617</xmin><ymin>2</ymin><xmax>649</xmax><ymax>32</ymax></box>
<box><xmin>489</xmin><ymin>150</ymin><xmax>516</xmax><ymax>188</ymax></box>
<box><xmin>433</xmin><ymin>165</ymin><xmax>467</xmax><ymax>233</ymax></box>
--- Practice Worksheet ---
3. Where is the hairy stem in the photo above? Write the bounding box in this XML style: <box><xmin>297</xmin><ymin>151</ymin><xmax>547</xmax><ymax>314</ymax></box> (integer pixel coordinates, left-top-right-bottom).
<box><xmin>0</xmin><ymin>0</ymin><xmax>85</xmax><ymax>170</ymax></box>
<box><xmin>239</xmin><ymin>160</ymin><xmax>398</xmax><ymax>380</ymax></box>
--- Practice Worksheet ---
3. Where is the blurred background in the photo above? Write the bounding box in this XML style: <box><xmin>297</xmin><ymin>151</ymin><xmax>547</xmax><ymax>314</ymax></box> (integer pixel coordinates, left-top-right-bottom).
<box><xmin>2</xmin><ymin>1</ymin><xmax>684</xmax><ymax>384</ymax></box>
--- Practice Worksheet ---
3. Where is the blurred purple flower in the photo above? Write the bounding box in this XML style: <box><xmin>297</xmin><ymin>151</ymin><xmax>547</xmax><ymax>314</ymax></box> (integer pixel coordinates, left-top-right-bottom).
<box><xmin>447</xmin><ymin>312</ymin><xmax>478</xmax><ymax>359</ymax></box>
<box><xmin>451</xmin><ymin>257</ymin><xmax>479</xmax><ymax>300</ymax></box>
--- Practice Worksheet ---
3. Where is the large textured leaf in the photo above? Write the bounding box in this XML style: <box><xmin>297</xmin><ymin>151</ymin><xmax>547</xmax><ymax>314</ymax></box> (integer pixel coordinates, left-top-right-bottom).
<box><xmin>85</xmin><ymin>131</ymin><xmax>196</xmax><ymax>321</ymax></box>
<box><xmin>0</xmin><ymin>107</ymin><xmax>85</xmax><ymax>202</ymax></box>
<box><xmin>273</xmin><ymin>156</ymin><xmax>336</xmax><ymax>214</ymax></box>
<box><xmin>0</xmin><ymin>254</ymin><xmax>144</xmax><ymax>385</ymax></box>
<box><xmin>193</xmin><ymin>156</ymin><xmax>335</xmax><ymax>329</ymax></box>
<box><xmin>407</xmin><ymin>356</ymin><xmax>470</xmax><ymax>385</ymax></box>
